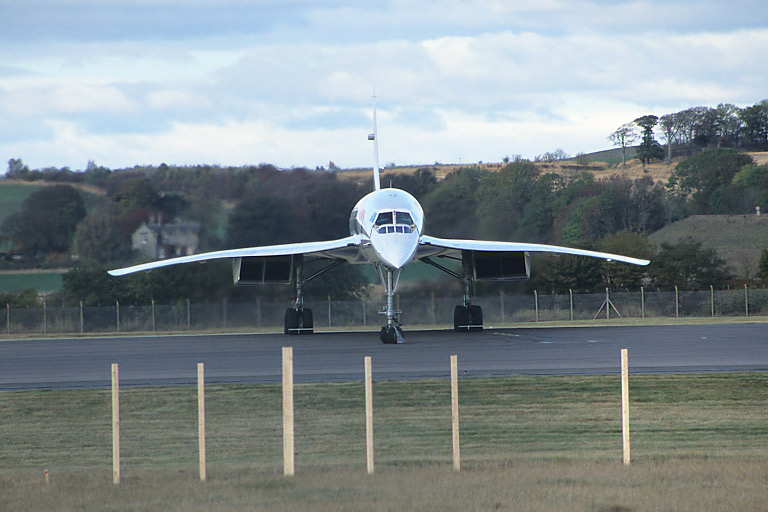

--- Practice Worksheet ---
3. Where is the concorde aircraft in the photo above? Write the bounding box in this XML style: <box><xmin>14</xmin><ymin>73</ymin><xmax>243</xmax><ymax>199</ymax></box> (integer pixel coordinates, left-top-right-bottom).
<box><xmin>109</xmin><ymin>99</ymin><xmax>650</xmax><ymax>343</ymax></box>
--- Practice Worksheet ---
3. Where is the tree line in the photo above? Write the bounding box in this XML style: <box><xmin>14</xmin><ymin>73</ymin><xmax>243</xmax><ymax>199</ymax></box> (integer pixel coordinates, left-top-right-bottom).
<box><xmin>2</xmin><ymin>101</ymin><xmax>768</xmax><ymax>305</ymax></box>
<box><xmin>610</xmin><ymin>100</ymin><xmax>768</xmax><ymax>168</ymax></box>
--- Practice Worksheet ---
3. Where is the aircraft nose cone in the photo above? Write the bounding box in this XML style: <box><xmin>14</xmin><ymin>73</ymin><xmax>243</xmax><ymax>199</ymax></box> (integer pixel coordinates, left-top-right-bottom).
<box><xmin>372</xmin><ymin>232</ymin><xmax>419</xmax><ymax>269</ymax></box>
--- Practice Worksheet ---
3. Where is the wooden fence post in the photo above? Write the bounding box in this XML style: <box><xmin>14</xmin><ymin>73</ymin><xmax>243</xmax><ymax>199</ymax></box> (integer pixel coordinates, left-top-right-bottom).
<box><xmin>621</xmin><ymin>349</ymin><xmax>630</xmax><ymax>466</ymax></box>
<box><xmin>364</xmin><ymin>356</ymin><xmax>374</xmax><ymax>474</ymax></box>
<box><xmin>112</xmin><ymin>363</ymin><xmax>120</xmax><ymax>484</ymax></box>
<box><xmin>283</xmin><ymin>347</ymin><xmax>294</xmax><ymax>476</ymax></box>
<box><xmin>198</xmin><ymin>363</ymin><xmax>206</xmax><ymax>481</ymax></box>
<box><xmin>450</xmin><ymin>354</ymin><xmax>460</xmax><ymax>472</ymax></box>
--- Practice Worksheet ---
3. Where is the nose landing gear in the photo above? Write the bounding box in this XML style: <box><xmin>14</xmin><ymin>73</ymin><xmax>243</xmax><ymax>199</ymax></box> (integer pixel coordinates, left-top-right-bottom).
<box><xmin>378</xmin><ymin>266</ymin><xmax>405</xmax><ymax>343</ymax></box>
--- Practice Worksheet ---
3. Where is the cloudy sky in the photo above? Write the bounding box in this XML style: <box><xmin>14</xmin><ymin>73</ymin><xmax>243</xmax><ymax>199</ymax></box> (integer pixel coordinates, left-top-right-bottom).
<box><xmin>1</xmin><ymin>0</ymin><xmax>767</xmax><ymax>172</ymax></box>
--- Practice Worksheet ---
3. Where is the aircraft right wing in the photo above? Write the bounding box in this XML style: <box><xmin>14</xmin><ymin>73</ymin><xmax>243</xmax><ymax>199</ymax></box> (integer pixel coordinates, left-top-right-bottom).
<box><xmin>417</xmin><ymin>235</ymin><xmax>650</xmax><ymax>266</ymax></box>
<box><xmin>108</xmin><ymin>235</ymin><xmax>363</xmax><ymax>276</ymax></box>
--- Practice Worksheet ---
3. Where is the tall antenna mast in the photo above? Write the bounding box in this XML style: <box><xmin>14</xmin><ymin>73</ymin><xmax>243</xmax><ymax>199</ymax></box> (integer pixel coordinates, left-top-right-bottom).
<box><xmin>369</xmin><ymin>92</ymin><xmax>381</xmax><ymax>191</ymax></box>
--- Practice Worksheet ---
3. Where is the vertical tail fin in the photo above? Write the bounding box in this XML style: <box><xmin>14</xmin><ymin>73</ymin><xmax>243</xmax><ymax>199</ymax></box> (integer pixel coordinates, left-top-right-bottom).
<box><xmin>368</xmin><ymin>93</ymin><xmax>381</xmax><ymax>191</ymax></box>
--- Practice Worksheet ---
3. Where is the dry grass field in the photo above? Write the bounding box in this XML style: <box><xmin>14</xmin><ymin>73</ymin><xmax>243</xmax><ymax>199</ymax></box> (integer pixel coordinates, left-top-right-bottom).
<box><xmin>339</xmin><ymin>151</ymin><xmax>767</xmax><ymax>188</ymax></box>
<box><xmin>338</xmin><ymin>155</ymin><xmax>678</xmax><ymax>186</ymax></box>
<box><xmin>1</xmin><ymin>373</ymin><xmax>768</xmax><ymax>511</ymax></box>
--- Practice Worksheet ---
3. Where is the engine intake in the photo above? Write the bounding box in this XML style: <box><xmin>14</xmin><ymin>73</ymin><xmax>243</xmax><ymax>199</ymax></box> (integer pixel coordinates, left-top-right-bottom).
<box><xmin>472</xmin><ymin>251</ymin><xmax>530</xmax><ymax>281</ymax></box>
<box><xmin>233</xmin><ymin>256</ymin><xmax>293</xmax><ymax>285</ymax></box>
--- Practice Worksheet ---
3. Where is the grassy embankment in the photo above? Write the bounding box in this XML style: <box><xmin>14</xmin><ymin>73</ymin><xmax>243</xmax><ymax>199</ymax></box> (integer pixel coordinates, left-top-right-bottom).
<box><xmin>1</xmin><ymin>373</ymin><xmax>767</xmax><ymax>511</ymax></box>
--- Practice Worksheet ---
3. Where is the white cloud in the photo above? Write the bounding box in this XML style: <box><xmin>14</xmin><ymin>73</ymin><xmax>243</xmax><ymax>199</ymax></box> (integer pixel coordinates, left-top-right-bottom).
<box><xmin>0</xmin><ymin>83</ymin><xmax>136</xmax><ymax>117</ymax></box>
<box><xmin>1</xmin><ymin>1</ymin><xmax>768</xmax><ymax>170</ymax></box>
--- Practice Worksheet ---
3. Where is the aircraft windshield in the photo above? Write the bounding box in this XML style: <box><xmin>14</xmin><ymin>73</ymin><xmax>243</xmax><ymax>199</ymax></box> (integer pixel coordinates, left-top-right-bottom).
<box><xmin>374</xmin><ymin>210</ymin><xmax>416</xmax><ymax>234</ymax></box>
<box><xmin>396</xmin><ymin>212</ymin><xmax>414</xmax><ymax>225</ymax></box>
<box><xmin>374</xmin><ymin>212</ymin><xmax>393</xmax><ymax>226</ymax></box>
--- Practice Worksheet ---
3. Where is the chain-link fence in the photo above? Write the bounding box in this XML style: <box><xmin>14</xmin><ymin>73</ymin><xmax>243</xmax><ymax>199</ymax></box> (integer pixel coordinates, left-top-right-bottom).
<box><xmin>3</xmin><ymin>286</ymin><xmax>766</xmax><ymax>336</ymax></box>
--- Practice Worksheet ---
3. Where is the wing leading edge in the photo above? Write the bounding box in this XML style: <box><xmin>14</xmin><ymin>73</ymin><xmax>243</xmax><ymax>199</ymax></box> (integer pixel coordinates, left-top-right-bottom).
<box><xmin>108</xmin><ymin>235</ymin><xmax>362</xmax><ymax>276</ymax></box>
<box><xmin>417</xmin><ymin>235</ymin><xmax>650</xmax><ymax>266</ymax></box>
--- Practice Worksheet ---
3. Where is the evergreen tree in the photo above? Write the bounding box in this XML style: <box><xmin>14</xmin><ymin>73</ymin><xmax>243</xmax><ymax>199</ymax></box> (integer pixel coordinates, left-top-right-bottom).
<box><xmin>634</xmin><ymin>115</ymin><xmax>664</xmax><ymax>168</ymax></box>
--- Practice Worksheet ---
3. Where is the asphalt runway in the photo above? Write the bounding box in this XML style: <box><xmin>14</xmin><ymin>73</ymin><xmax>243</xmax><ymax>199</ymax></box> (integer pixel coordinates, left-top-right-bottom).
<box><xmin>2</xmin><ymin>323</ymin><xmax>768</xmax><ymax>389</ymax></box>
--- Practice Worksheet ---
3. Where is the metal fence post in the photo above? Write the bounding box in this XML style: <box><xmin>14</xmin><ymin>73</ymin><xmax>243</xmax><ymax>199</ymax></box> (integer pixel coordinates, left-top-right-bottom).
<box><xmin>43</xmin><ymin>300</ymin><xmax>47</xmax><ymax>335</ymax></box>
<box><xmin>363</xmin><ymin>299</ymin><xmax>367</xmax><ymax>327</ymax></box>
<box><xmin>430</xmin><ymin>292</ymin><xmax>436</xmax><ymax>326</ymax></box>
<box><xmin>606</xmin><ymin>288</ymin><xmax>610</xmax><ymax>320</ymax></box>
<box><xmin>710</xmin><ymin>285</ymin><xmax>715</xmax><ymax>318</ymax></box>
<box><xmin>569</xmin><ymin>289</ymin><xmax>574</xmax><ymax>321</ymax></box>
<box><xmin>674</xmin><ymin>286</ymin><xmax>679</xmax><ymax>319</ymax></box>
<box><xmin>80</xmin><ymin>301</ymin><xmax>84</xmax><ymax>333</ymax></box>
<box><xmin>745</xmin><ymin>283</ymin><xmax>749</xmax><ymax>317</ymax></box>
<box><xmin>500</xmin><ymin>290</ymin><xmax>505</xmax><ymax>324</ymax></box>
<box><xmin>327</xmin><ymin>296</ymin><xmax>332</xmax><ymax>327</ymax></box>
<box><xmin>6</xmin><ymin>303</ymin><xmax>10</xmax><ymax>335</ymax></box>
<box><xmin>151</xmin><ymin>299</ymin><xmax>156</xmax><ymax>332</ymax></box>
<box><xmin>641</xmin><ymin>287</ymin><xmax>645</xmax><ymax>319</ymax></box>
<box><xmin>534</xmin><ymin>290</ymin><xmax>539</xmax><ymax>322</ymax></box>
<box><xmin>187</xmin><ymin>298</ymin><xmax>191</xmax><ymax>330</ymax></box>
<box><xmin>116</xmin><ymin>300</ymin><xmax>120</xmax><ymax>333</ymax></box>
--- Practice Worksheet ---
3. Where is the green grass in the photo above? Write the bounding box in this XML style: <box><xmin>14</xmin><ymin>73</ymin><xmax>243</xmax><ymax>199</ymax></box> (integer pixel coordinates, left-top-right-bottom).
<box><xmin>0</xmin><ymin>184</ymin><xmax>41</xmax><ymax>222</ymax></box>
<box><xmin>1</xmin><ymin>373</ymin><xmax>768</xmax><ymax>510</ymax></box>
<box><xmin>0</xmin><ymin>272</ymin><xmax>64</xmax><ymax>293</ymax></box>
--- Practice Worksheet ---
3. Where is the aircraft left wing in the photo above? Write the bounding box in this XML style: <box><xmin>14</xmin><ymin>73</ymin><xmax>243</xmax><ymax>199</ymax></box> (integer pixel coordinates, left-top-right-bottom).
<box><xmin>417</xmin><ymin>235</ymin><xmax>650</xmax><ymax>266</ymax></box>
<box><xmin>108</xmin><ymin>235</ymin><xmax>362</xmax><ymax>276</ymax></box>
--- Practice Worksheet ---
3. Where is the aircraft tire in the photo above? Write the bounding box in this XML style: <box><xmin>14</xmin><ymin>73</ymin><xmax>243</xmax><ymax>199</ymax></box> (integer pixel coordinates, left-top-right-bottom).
<box><xmin>299</xmin><ymin>308</ymin><xmax>314</xmax><ymax>334</ymax></box>
<box><xmin>380</xmin><ymin>326</ymin><xmax>403</xmax><ymax>344</ymax></box>
<box><xmin>454</xmin><ymin>305</ymin><xmax>469</xmax><ymax>332</ymax></box>
<box><xmin>284</xmin><ymin>308</ymin><xmax>299</xmax><ymax>335</ymax></box>
<box><xmin>469</xmin><ymin>305</ymin><xmax>483</xmax><ymax>331</ymax></box>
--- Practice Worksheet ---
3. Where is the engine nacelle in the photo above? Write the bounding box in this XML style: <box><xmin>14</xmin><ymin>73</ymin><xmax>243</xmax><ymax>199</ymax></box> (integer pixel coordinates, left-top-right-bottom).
<box><xmin>233</xmin><ymin>256</ymin><xmax>293</xmax><ymax>285</ymax></box>
<box><xmin>471</xmin><ymin>251</ymin><xmax>530</xmax><ymax>281</ymax></box>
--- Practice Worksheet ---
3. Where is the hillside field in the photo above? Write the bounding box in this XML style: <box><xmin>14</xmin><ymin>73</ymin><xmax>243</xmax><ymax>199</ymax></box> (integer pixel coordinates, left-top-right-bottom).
<box><xmin>650</xmin><ymin>214</ymin><xmax>768</xmax><ymax>279</ymax></box>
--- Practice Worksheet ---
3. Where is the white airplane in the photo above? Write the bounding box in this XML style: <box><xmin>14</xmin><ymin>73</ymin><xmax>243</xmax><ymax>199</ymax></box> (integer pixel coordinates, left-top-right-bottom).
<box><xmin>109</xmin><ymin>99</ymin><xmax>650</xmax><ymax>343</ymax></box>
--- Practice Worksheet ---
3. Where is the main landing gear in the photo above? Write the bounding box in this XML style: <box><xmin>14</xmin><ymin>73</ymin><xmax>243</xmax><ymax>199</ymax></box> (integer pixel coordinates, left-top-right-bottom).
<box><xmin>454</xmin><ymin>253</ymin><xmax>483</xmax><ymax>332</ymax></box>
<box><xmin>378</xmin><ymin>265</ymin><xmax>405</xmax><ymax>344</ymax></box>
<box><xmin>422</xmin><ymin>252</ymin><xmax>484</xmax><ymax>333</ymax></box>
<box><xmin>284</xmin><ymin>255</ymin><xmax>344</xmax><ymax>335</ymax></box>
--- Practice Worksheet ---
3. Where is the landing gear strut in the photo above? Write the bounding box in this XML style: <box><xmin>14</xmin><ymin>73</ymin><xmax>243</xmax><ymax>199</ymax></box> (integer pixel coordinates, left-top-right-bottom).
<box><xmin>284</xmin><ymin>256</ymin><xmax>313</xmax><ymax>335</ymax></box>
<box><xmin>378</xmin><ymin>266</ymin><xmax>404</xmax><ymax>344</ymax></box>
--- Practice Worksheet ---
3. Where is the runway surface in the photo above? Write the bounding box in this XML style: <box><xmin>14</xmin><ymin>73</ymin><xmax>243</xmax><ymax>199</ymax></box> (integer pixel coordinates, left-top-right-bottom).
<box><xmin>1</xmin><ymin>323</ymin><xmax>768</xmax><ymax>389</ymax></box>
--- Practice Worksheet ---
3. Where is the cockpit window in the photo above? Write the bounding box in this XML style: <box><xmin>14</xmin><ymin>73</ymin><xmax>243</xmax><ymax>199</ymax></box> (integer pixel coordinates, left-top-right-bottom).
<box><xmin>378</xmin><ymin>225</ymin><xmax>412</xmax><ymax>234</ymax></box>
<box><xmin>374</xmin><ymin>211</ymin><xmax>393</xmax><ymax>226</ymax></box>
<box><xmin>396</xmin><ymin>211</ymin><xmax>414</xmax><ymax>226</ymax></box>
